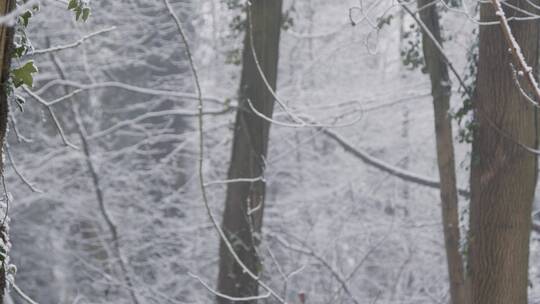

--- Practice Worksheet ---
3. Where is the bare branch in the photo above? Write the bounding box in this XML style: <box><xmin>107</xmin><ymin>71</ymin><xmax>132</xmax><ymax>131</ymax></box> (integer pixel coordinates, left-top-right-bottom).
<box><xmin>31</xmin><ymin>27</ymin><xmax>117</xmax><ymax>55</ymax></box>
<box><xmin>12</xmin><ymin>283</ymin><xmax>39</xmax><ymax>304</ymax></box>
<box><xmin>5</xmin><ymin>144</ymin><xmax>42</xmax><ymax>193</ymax></box>
<box><xmin>188</xmin><ymin>273</ymin><xmax>271</xmax><ymax>302</ymax></box>
<box><xmin>22</xmin><ymin>86</ymin><xmax>78</xmax><ymax>149</ymax></box>
<box><xmin>322</xmin><ymin>128</ymin><xmax>471</xmax><ymax>197</ymax></box>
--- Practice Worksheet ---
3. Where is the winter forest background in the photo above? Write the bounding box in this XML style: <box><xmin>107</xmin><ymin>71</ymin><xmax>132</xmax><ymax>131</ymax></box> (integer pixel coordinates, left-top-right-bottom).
<box><xmin>0</xmin><ymin>0</ymin><xmax>539</xmax><ymax>303</ymax></box>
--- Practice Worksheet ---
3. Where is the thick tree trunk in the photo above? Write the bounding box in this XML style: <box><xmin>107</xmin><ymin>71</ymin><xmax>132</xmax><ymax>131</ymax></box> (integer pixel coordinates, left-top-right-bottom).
<box><xmin>216</xmin><ymin>1</ymin><xmax>282</xmax><ymax>303</ymax></box>
<box><xmin>417</xmin><ymin>2</ymin><xmax>468</xmax><ymax>304</ymax></box>
<box><xmin>0</xmin><ymin>1</ymin><xmax>15</xmax><ymax>303</ymax></box>
<box><xmin>469</xmin><ymin>1</ymin><xmax>539</xmax><ymax>303</ymax></box>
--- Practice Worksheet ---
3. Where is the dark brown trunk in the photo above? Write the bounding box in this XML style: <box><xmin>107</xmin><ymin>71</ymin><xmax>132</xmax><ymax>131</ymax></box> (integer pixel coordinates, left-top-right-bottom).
<box><xmin>417</xmin><ymin>2</ymin><xmax>468</xmax><ymax>304</ymax></box>
<box><xmin>0</xmin><ymin>1</ymin><xmax>16</xmax><ymax>302</ymax></box>
<box><xmin>469</xmin><ymin>1</ymin><xmax>539</xmax><ymax>303</ymax></box>
<box><xmin>216</xmin><ymin>1</ymin><xmax>282</xmax><ymax>303</ymax></box>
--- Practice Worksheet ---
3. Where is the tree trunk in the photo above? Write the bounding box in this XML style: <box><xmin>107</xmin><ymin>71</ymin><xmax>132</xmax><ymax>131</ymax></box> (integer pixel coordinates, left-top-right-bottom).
<box><xmin>0</xmin><ymin>1</ymin><xmax>16</xmax><ymax>303</ymax></box>
<box><xmin>417</xmin><ymin>2</ymin><xmax>468</xmax><ymax>304</ymax></box>
<box><xmin>216</xmin><ymin>1</ymin><xmax>282</xmax><ymax>303</ymax></box>
<box><xmin>469</xmin><ymin>1</ymin><xmax>539</xmax><ymax>303</ymax></box>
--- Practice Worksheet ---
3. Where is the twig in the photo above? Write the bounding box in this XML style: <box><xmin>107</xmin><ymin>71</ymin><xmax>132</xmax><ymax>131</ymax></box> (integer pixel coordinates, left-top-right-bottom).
<box><xmin>8</xmin><ymin>111</ymin><xmax>31</xmax><ymax>143</ymax></box>
<box><xmin>88</xmin><ymin>107</ymin><xmax>231</xmax><ymax>139</ymax></box>
<box><xmin>31</xmin><ymin>27</ymin><xmax>117</xmax><ymax>55</ymax></box>
<box><xmin>22</xmin><ymin>86</ymin><xmax>78</xmax><ymax>149</ymax></box>
<box><xmin>34</xmin><ymin>79</ymin><xmax>224</xmax><ymax>106</ymax></box>
<box><xmin>490</xmin><ymin>0</ymin><xmax>540</xmax><ymax>103</ymax></box>
<box><xmin>5</xmin><ymin>144</ymin><xmax>42</xmax><ymax>193</ymax></box>
<box><xmin>322</xmin><ymin>128</ymin><xmax>471</xmax><ymax>196</ymax></box>
<box><xmin>246</xmin><ymin>7</ymin><xmax>304</xmax><ymax>124</ymax></box>
<box><xmin>204</xmin><ymin>176</ymin><xmax>265</xmax><ymax>187</ymax></box>
<box><xmin>271</xmin><ymin>233</ymin><xmax>360</xmax><ymax>304</ymax></box>
<box><xmin>188</xmin><ymin>273</ymin><xmax>271</xmax><ymax>302</ymax></box>
<box><xmin>246</xmin><ymin>99</ymin><xmax>364</xmax><ymax>129</ymax></box>
<box><xmin>49</xmin><ymin>52</ymin><xmax>141</xmax><ymax>304</ymax></box>
<box><xmin>12</xmin><ymin>283</ymin><xmax>38</xmax><ymax>304</ymax></box>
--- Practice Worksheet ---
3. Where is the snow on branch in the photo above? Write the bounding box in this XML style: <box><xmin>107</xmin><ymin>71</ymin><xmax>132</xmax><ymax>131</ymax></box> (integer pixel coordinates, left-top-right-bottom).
<box><xmin>31</xmin><ymin>27</ymin><xmax>117</xmax><ymax>55</ymax></box>
<box><xmin>491</xmin><ymin>0</ymin><xmax>540</xmax><ymax>104</ymax></box>
<box><xmin>33</xmin><ymin>79</ymin><xmax>225</xmax><ymax>106</ymax></box>
<box><xmin>322</xmin><ymin>128</ymin><xmax>471</xmax><ymax>197</ymax></box>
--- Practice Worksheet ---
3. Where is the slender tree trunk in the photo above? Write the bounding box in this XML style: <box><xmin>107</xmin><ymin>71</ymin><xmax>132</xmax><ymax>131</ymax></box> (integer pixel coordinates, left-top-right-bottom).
<box><xmin>0</xmin><ymin>1</ymin><xmax>15</xmax><ymax>302</ymax></box>
<box><xmin>469</xmin><ymin>1</ymin><xmax>539</xmax><ymax>303</ymax></box>
<box><xmin>49</xmin><ymin>54</ymin><xmax>140</xmax><ymax>304</ymax></box>
<box><xmin>401</xmin><ymin>106</ymin><xmax>410</xmax><ymax>200</ymax></box>
<box><xmin>417</xmin><ymin>2</ymin><xmax>468</xmax><ymax>304</ymax></box>
<box><xmin>217</xmin><ymin>1</ymin><xmax>282</xmax><ymax>303</ymax></box>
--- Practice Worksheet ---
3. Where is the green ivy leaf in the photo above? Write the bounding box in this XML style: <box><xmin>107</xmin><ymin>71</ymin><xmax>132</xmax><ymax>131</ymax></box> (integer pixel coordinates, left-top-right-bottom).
<box><xmin>75</xmin><ymin>7</ymin><xmax>82</xmax><ymax>21</ymax></box>
<box><xmin>68</xmin><ymin>0</ymin><xmax>78</xmax><ymax>10</ymax></box>
<box><xmin>82</xmin><ymin>8</ymin><xmax>90</xmax><ymax>21</ymax></box>
<box><xmin>19</xmin><ymin>11</ymin><xmax>32</xmax><ymax>28</ymax></box>
<box><xmin>67</xmin><ymin>0</ymin><xmax>90</xmax><ymax>22</ymax></box>
<box><xmin>12</xmin><ymin>61</ymin><xmax>38</xmax><ymax>88</ymax></box>
<box><xmin>13</xmin><ymin>45</ymin><xmax>25</xmax><ymax>58</ymax></box>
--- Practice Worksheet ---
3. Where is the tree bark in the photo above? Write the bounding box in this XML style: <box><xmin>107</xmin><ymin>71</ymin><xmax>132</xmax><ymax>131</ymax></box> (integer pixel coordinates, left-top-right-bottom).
<box><xmin>216</xmin><ymin>1</ymin><xmax>282</xmax><ymax>303</ymax></box>
<box><xmin>0</xmin><ymin>1</ymin><xmax>16</xmax><ymax>303</ymax></box>
<box><xmin>417</xmin><ymin>2</ymin><xmax>468</xmax><ymax>304</ymax></box>
<box><xmin>469</xmin><ymin>1</ymin><xmax>539</xmax><ymax>303</ymax></box>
